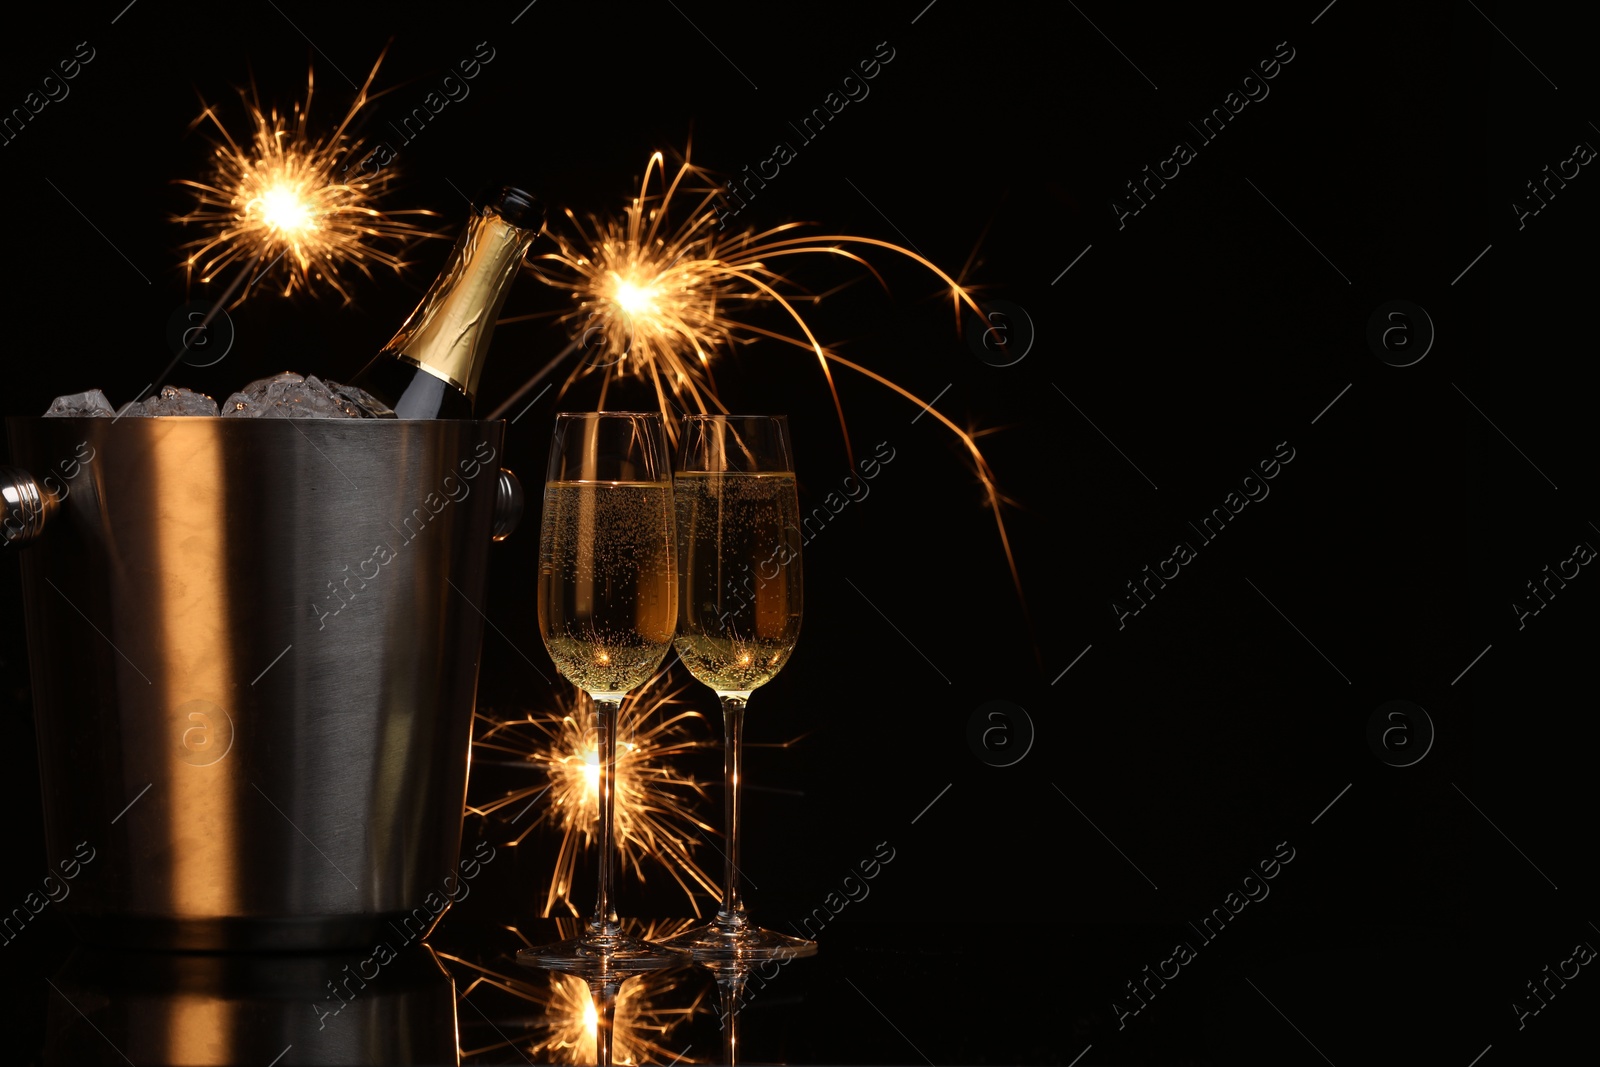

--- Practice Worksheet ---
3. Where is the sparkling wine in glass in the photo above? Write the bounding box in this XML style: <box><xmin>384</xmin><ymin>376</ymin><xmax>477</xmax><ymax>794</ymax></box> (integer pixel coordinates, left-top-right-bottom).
<box><xmin>519</xmin><ymin>411</ymin><xmax>683</xmax><ymax>973</ymax></box>
<box><xmin>662</xmin><ymin>415</ymin><xmax>816</xmax><ymax>961</ymax></box>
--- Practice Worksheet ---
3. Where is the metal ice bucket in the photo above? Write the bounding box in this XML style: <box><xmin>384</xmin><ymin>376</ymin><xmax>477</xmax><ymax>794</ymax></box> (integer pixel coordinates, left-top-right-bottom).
<box><xmin>2</xmin><ymin>416</ymin><xmax>522</xmax><ymax>951</ymax></box>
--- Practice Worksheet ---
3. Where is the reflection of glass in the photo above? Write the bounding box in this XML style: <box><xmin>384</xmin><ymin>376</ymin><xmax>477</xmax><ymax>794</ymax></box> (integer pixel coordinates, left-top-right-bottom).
<box><xmin>663</xmin><ymin>416</ymin><xmax>815</xmax><ymax>962</ymax></box>
<box><xmin>522</xmin><ymin>412</ymin><xmax>682</xmax><ymax>973</ymax></box>
<box><xmin>700</xmin><ymin>953</ymin><xmax>804</xmax><ymax>1066</ymax></box>
<box><xmin>43</xmin><ymin>943</ymin><xmax>459</xmax><ymax>1066</ymax></box>
<box><xmin>450</xmin><ymin>920</ymin><xmax>704</xmax><ymax>1066</ymax></box>
<box><xmin>712</xmin><ymin>961</ymin><xmax>755</xmax><ymax>1067</ymax></box>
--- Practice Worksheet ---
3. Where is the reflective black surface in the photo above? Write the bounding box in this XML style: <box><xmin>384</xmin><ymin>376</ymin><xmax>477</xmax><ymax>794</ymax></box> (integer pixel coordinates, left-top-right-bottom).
<box><xmin>38</xmin><ymin>942</ymin><xmax>459</xmax><ymax>1066</ymax></box>
<box><xmin>6</xmin><ymin>914</ymin><xmax>1593</xmax><ymax>1065</ymax></box>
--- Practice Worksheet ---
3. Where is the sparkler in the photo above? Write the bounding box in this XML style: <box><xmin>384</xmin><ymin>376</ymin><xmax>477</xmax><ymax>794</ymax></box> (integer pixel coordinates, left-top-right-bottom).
<box><xmin>173</xmin><ymin>50</ymin><xmax>440</xmax><ymax>307</ymax></box>
<box><xmin>500</xmin><ymin>148</ymin><xmax>1027</xmax><ymax>619</ymax></box>
<box><xmin>441</xmin><ymin>922</ymin><xmax>706</xmax><ymax>1064</ymax></box>
<box><xmin>470</xmin><ymin>675</ymin><xmax>720</xmax><ymax>918</ymax></box>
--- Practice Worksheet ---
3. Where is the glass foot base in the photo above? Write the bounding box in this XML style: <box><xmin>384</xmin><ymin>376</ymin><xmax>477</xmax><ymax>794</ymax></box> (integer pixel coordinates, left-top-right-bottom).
<box><xmin>659</xmin><ymin>922</ymin><xmax>818</xmax><ymax>962</ymax></box>
<box><xmin>516</xmin><ymin>932</ymin><xmax>688</xmax><ymax>976</ymax></box>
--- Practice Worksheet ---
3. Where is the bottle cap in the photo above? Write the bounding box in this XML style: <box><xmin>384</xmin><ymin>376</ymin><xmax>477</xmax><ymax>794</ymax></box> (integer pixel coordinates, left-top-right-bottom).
<box><xmin>475</xmin><ymin>185</ymin><xmax>545</xmax><ymax>233</ymax></box>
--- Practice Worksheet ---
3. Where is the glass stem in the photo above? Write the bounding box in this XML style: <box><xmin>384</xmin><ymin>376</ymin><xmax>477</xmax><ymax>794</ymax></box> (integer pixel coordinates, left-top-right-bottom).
<box><xmin>717</xmin><ymin>694</ymin><xmax>749</xmax><ymax>932</ymax></box>
<box><xmin>589</xmin><ymin>696</ymin><xmax>622</xmax><ymax>939</ymax></box>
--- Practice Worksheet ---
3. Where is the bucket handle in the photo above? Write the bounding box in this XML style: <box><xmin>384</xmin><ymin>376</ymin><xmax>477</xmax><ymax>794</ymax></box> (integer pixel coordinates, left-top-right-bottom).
<box><xmin>491</xmin><ymin>467</ymin><xmax>523</xmax><ymax>542</ymax></box>
<box><xmin>0</xmin><ymin>467</ymin><xmax>51</xmax><ymax>547</ymax></box>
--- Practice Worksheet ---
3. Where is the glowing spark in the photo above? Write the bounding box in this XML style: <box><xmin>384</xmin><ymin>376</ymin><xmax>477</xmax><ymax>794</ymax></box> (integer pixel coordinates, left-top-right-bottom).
<box><xmin>611</xmin><ymin>275</ymin><xmax>659</xmax><ymax>316</ymax></box>
<box><xmin>470</xmin><ymin>675</ymin><xmax>720</xmax><ymax>918</ymax></box>
<box><xmin>581</xmin><ymin>748</ymin><xmax>600</xmax><ymax>796</ymax></box>
<box><xmin>441</xmin><ymin>922</ymin><xmax>706</xmax><ymax>1064</ymax></box>
<box><xmin>582</xmin><ymin>991</ymin><xmax>599</xmax><ymax>1036</ymax></box>
<box><xmin>517</xmin><ymin>147</ymin><xmax>1029</xmax><ymax>624</ymax></box>
<box><xmin>173</xmin><ymin>50</ymin><xmax>441</xmax><ymax>306</ymax></box>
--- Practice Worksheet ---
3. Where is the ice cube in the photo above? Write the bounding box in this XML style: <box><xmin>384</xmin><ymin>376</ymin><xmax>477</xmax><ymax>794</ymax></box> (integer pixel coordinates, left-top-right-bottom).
<box><xmin>221</xmin><ymin>372</ymin><xmax>355</xmax><ymax>418</ymax></box>
<box><xmin>220</xmin><ymin>370</ymin><xmax>298</xmax><ymax>416</ymax></box>
<box><xmin>114</xmin><ymin>386</ymin><xmax>220</xmax><ymax>417</ymax></box>
<box><xmin>43</xmin><ymin>389</ymin><xmax>116</xmax><ymax>417</ymax></box>
<box><xmin>325</xmin><ymin>380</ymin><xmax>396</xmax><ymax>419</ymax></box>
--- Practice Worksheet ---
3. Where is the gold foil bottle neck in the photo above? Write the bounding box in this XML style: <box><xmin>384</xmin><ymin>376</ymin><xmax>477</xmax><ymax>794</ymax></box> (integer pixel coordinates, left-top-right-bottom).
<box><xmin>382</xmin><ymin>207</ymin><xmax>539</xmax><ymax>401</ymax></box>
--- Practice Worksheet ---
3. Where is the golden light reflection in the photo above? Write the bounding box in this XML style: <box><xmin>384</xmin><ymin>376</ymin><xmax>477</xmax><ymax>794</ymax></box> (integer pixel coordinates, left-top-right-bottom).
<box><xmin>440</xmin><ymin>921</ymin><xmax>706</xmax><ymax>1064</ymax></box>
<box><xmin>152</xmin><ymin>430</ymin><xmax>238</xmax><ymax>918</ymax></box>
<box><xmin>161</xmin><ymin>992</ymin><xmax>236</xmax><ymax>1067</ymax></box>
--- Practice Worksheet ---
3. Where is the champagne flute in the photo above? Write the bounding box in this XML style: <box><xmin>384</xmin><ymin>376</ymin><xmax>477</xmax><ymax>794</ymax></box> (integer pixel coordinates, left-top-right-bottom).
<box><xmin>661</xmin><ymin>415</ymin><xmax>816</xmax><ymax>961</ymax></box>
<box><xmin>519</xmin><ymin>411</ymin><xmax>684</xmax><ymax>972</ymax></box>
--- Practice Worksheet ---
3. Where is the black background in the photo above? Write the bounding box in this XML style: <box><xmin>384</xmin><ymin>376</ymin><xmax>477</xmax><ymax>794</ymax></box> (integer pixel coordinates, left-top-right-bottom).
<box><xmin>3</xmin><ymin>1</ymin><xmax>1597</xmax><ymax>1064</ymax></box>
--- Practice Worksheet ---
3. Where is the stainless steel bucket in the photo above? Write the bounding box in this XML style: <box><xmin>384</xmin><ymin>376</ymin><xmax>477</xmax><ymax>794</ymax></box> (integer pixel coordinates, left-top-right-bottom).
<box><xmin>2</xmin><ymin>416</ymin><xmax>522</xmax><ymax>951</ymax></box>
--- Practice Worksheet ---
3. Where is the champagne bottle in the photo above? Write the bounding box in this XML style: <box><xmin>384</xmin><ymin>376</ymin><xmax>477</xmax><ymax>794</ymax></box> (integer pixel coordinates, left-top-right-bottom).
<box><xmin>350</xmin><ymin>185</ymin><xmax>544</xmax><ymax>418</ymax></box>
